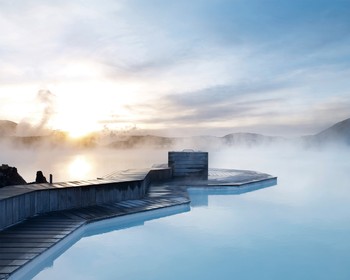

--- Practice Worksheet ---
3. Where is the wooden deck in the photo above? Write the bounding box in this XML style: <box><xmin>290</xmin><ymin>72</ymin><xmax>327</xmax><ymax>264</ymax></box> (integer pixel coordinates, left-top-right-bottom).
<box><xmin>0</xmin><ymin>167</ymin><xmax>173</xmax><ymax>231</ymax></box>
<box><xmin>0</xmin><ymin>182</ymin><xmax>190</xmax><ymax>280</ymax></box>
<box><xmin>0</xmin><ymin>168</ymin><xmax>276</xmax><ymax>280</ymax></box>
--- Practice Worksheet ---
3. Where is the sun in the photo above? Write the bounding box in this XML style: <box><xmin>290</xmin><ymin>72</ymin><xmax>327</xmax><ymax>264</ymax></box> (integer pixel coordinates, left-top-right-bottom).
<box><xmin>68</xmin><ymin>130</ymin><xmax>90</xmax><ymax>139</ymax></box>
<box><xmin>51</xmin><ymin>92</ymin><xmax>102</xmax><ymax>139</ymax></box>
<box><xmin>53</xmin><ymin>117</ymin><xmax>99</xmax><ymax>139</ymax></box>
<box><xmin>46</xmin><ymin>75</ymin><xmax>147</xmax><ymax>138</ymax></box>
<box><xmin>64</xmin><ymin>123</ymin><xmax>97</xmax><ymax>139</ymax></box>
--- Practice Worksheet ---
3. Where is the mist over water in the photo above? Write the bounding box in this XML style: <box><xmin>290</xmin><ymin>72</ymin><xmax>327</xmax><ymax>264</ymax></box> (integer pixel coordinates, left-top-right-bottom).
<box><xmin>0</xmin><ymin>139</ymin><xmax>348</xmax><ymax>183</ymax></box>
<box><xmin>0</xmin><ymin>144</ymin><xmax>169</xmax><ymax>182</ymax></box>
<box><xmin>25</xmin><ymin>144</ymin><xmax>350</xmax><ymax>280</ymax></box>
<box><xmin>1</xmin><ymin>115</ymin><xmax>348</xmax><ymax>183</ymax></box>
<box><xmin>1</xmin><ymin>137</ymin><xmax>349</xmax><ymax>280</ymax></box>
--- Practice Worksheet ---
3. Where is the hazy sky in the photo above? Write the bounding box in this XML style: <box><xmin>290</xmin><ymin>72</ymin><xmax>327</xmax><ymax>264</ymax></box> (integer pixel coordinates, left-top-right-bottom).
<box><xmin>1</xmin><ymin>0</ymin><xmax>350</xmax><ymax>137</ymax></box>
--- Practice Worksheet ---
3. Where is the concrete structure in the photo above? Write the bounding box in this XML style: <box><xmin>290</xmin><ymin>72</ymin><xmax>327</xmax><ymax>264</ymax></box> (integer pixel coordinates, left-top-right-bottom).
<box><xmin>168</xmin><ymin>150</ymin><xmax>208</xmax><ymax>179</ymax></box>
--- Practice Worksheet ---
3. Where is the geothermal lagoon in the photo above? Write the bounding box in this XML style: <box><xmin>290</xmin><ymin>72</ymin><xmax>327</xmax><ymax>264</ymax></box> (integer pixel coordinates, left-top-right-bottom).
<box><xmin>3</xmin><ymin>147</ymin><xmax>349</xmax><ymax>280</ymax></box>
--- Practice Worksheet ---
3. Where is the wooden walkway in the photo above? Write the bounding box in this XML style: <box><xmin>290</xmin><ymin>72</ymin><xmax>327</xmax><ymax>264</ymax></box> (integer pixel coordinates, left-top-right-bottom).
<box><xmin>0</xmin><ymin>168</ymin><xmax>276</xmax><ymax>280</ymax></box>
<box><xmin>0</xmin><ymin>167</ymin><xmax>173</xmax><ymax>232</ymax></box>
<box><xmin>0</xmin><ymin>182</ymin><xmax>190</xmax><ymax>280</ymax></box>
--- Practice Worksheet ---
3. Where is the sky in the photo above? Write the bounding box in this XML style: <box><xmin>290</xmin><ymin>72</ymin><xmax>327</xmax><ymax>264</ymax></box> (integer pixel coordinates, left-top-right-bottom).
<box><xmin>0</xmin><ymin>0</ymin><xmax>350</xmax><ymax>137</ymax></box>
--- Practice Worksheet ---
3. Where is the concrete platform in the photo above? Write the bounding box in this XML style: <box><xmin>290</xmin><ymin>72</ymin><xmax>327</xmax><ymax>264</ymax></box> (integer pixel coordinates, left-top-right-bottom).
<box><xmin>153</xmin><ymin>168</ymin><xmax>276</xmax><ymax>187</ymax></box>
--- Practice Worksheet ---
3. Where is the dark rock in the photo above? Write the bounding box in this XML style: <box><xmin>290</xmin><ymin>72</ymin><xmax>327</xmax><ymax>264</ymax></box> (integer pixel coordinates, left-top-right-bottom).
<box><xmin>0</xmin><ymin>164</ymin><xmax>27</xmax><ymax>187</ymax></box>
<box><xmin>35</xmin><ymin>171</ymin><xmax>47</xmax><ymax>183</ymax></box>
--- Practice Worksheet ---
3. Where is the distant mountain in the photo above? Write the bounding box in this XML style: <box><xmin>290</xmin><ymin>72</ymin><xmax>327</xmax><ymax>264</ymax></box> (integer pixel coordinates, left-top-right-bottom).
<box><xmin>222</xmin><ymin>133</ymin><xmax>285</xmax><ymax>147</ymax></box>
<box><xmin>315</xmin><ymin>118</ymin><xmax>350</xmax><ymax>144</ymax></box>
<box><xmin>1</xmin><ymin>118</ymin><xmax>349</xmax><ymax>149</ymax></box>
<box><xmin>107</xmin><ymin>133</ymin><xmax>284</xmax><ymax>149</ymax></box>
<box><xmin>108</xmin><ymin>135</ymin><xmax>175</xmax><ymax>149</ymax></box>
<box><xmin>303</xmin><ymin>118</ymin><xmax>350</xmax><ymax>147</ymax></box>
<box><xmin>0</xmin><ymin>120</ymin><xmax>17</xmax><ymax>136</ymax></box>
<box><xmin>106</xmin><ymin>119</ymin><xmax>350</xmax><ymax>149</ymax></box>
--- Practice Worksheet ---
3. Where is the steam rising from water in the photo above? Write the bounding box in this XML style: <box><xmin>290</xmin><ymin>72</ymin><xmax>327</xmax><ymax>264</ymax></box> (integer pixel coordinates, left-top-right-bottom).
<box><xmin>36</xmin><ymin>89</ymin><xmax>55</xmax><ymax>131</ymax></box>
<box><xmin>15</xmin><ymin>89</ymin><xmax>56</xmax><ymax>137</ymax></box>
<box><xmin>0</xmin><ymin>137</ymin><xmax>348</xmax><ymax>183</ymax></box>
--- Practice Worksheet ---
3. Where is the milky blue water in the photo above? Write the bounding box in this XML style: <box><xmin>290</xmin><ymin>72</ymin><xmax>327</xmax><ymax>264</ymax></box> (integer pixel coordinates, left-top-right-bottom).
<box><xmin>27</xmin><ymin>149</ymin><xmax>350</xmax><ymax>280</ymax></box>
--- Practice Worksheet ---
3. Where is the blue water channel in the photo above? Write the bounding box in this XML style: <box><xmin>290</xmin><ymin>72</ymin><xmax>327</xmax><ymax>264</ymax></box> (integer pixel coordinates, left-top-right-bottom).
<box><xmin>21</xmin><ymin>150</ymin><xmax>350</xmax><ymax>280</ymax></box>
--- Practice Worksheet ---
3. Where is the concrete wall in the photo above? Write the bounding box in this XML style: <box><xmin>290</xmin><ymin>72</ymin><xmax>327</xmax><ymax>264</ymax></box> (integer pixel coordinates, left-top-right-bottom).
<box><xmin>0</xmin><ymin>168</ymin><xmax>172</xmax><ymax>231</ymax></box>
<box><xmin>168</xmin><ymin>151</ymin><xmax>208</xmax><ymax>180</ymax></box>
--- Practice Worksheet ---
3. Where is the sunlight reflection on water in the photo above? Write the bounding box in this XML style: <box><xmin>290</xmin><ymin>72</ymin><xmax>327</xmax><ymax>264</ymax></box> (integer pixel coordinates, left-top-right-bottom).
<box><xmin>2</xmin><ymin>148</ymin><xmax>168</xmax><ymax>182</ymax></box>
<box><xmin>68</xmin><ymin>156</ymin><xmax>92</xmax><ymax>180</ymax></box>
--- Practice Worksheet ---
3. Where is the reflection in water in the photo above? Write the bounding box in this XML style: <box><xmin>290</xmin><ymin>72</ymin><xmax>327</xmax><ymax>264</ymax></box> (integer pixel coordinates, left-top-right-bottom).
<box><xmin>189</xmin><ymin>178</ymin><xmax>277</xmax><ymax>207</ymax></box>
<box><xmin>16</xmin><ymin>205</ymin><xmax>190</xmax><ymax>280</ymax></box>
<box><xmin>68</xmin><ymin>156</ymin><xmax>92</xmax><ymax>180</ymax></box>
<box><xmin>84</xmin><ymin>204</ymin><xmax>190</xmax><ymax>238</ymax></box>
<box><xmin>1</xmin><ymin>148</ymin><xmax>169</xmax><ymax>182</ymax></box>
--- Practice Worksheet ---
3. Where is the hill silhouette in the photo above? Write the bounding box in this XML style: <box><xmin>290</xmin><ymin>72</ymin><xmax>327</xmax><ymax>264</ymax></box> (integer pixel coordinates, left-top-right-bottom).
<box><xmin>0</xmin><ymin>118</ymin><xmax>349</xmax><ymax>148</ymax></box>
<box><xmin>0</xmin><ymin>120</ymin><xmax>17</xmax><ymax>136</ymax></box>
<box><xmin>313</xmin><ymin>118</ymin><xmax>350</xmax><ymax>145</ymax></box>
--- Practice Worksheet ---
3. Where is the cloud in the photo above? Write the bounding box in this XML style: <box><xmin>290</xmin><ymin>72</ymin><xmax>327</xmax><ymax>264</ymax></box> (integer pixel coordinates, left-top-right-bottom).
<box><xmin>99</xmin><ymin>83</ymin><xmax>287</xmax><ymax>129</ymax></box>
<box><xmin>166</xmin><ymin>82</ymin><xmax>288</xmax><ymax>107</ymax></box>
<box><xmin>0</xmin><ymin>0</ymin><xmax>350</xmax><ymax>136</ymax></box>
<box><xmin>2</xmin><ymin>0</ymin><xmax>349</xmax><ymax>83</ymax></box>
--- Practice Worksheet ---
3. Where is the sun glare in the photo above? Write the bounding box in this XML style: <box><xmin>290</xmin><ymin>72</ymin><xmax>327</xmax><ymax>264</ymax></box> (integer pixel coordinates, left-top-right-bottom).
<box><xmin>65</xmin><ymin>124</ymin><xmax>96</xmax><ymax>139</ymax></box>
<box><xmin>46</xmin><ymin>77</ymin><xmax>147</xmax><ymax>137</ymax></box>
<box><xmin>68</xmin><ymin>156</ymin><xmax>92</xmax><ymax>179</ymax></box>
